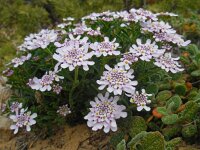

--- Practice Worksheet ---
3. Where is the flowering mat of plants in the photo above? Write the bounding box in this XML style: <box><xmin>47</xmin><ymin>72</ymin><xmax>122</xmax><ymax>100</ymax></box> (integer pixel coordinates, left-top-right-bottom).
<box><xmin>0</xmin><ymin>8</ymin><xmax>200</xmax><ymax>150</ymax></box>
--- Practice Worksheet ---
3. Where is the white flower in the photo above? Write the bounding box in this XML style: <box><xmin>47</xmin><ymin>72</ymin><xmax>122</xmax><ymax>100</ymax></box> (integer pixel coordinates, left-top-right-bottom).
<box><xmin>87</xmin><ymin>27</ymin><xmax>101</xmax><ymax>36</ymax></box>
<box><xmin>53</xmin><ymin>36</ymin><xmax>94</xmax><ymax>71</ymax></box>
<box><xmin>141</xmin><ymin>21</ymin><xmax>190</xmax><ymax>47</ymax></box>
<box><xmin>118</xmin><ymin>52</ymin><xmax>138</xmax><ymax>70</ymax></box>
<box><xmin>84</xmin><ymin>92</ymin><xmax>127</xmax><ymax>133</ymax></box>
<box><xmin>54</xmin><ymin>34</ymin><xmax>88</xmax><ymax>48</ymax></box>
<box><xmin>57</xmin><ymin>22</ymin><xmax>72</xmax><ymax>29</ymax></box>
<box><xmin>63</xmin><ymin>17</ymin><xmax>74</xmax><ymax>21</ymax></box>
<box><xmin>142</xmin><ymin>21</ymin><xmax>176</xmax><ymax>34</ymax></box>
<box><xmin>10</xmin><ymin>108</ymin><xmax>37</xmax><ymax>134</ymax></box>
<box><xmin>39</xmin><ymin>74</ymin><xmax>55</xmax><ymax>91</ymax></box>
<box><xmin>127</xmin><ymin>89</ymin><xmax>152</xmax><ymax>111</ymax></box>
<box><xmin>130</xmin><ymin>39</ymin><xmax>165</xmax><ymax>61</ymax></box>
<box><xmin>19</xmin><ymin>29</ymin><xmax>58</xmax><ymax>51</ymax></box>
<box><xmin>101</xmin><ymin>17</ymin><xmax>114</xmax><ymax>22</ymax></box>
<box><xmin>156</xmin><ymin>12</ymin><xmax>178</xmax><ymax>17</ymax></box>
<box><xmin>90</xmin><ymin>37</ymin><xmax>120</xmax><ymax>57</ymax></box>
<box><xmin>97</xmin><ymin>65</ymin><xmax>138</xmax><ymax>95</ymax></box>
<box><xmin>129</xmin><ymin>8</ymin><xmax>158</xmax><ymax>22</ymax></box>
<box><xmin>10</xmin><ymin>102</ymin><xmax>22</xmax><ymax>113</ymax></box>
<box><xmin>11</xmin><ymin>53</ymin><xmax>31</xmax><ymax>67</ymax></box>
<box><xmin>57</xmin><ymin>104</ymin><xmax>71</xmax><ymax>116</ymax></box>
<box><xmin>27</xmin><ymin>77</ymin><xmax>42</xmax><ymax>90</ymax></box>
<box><xmin>72</xmin><ymin>24</ymin><xmax>90</xmax><ymax>35</ymax></box>
<box><xmin>154</xmin><ymin>53</ymin><xmax>184</xmax><ymax>73</ymax></box>
<box><xmin>28</xmin><ymin>68</ymin><xmax>64</xmax><ymax>92</ymax></box>
<box><xmin>52</xmin><ymin>84</ymin><xmax>62</xmax><ymax>94</ymax></box>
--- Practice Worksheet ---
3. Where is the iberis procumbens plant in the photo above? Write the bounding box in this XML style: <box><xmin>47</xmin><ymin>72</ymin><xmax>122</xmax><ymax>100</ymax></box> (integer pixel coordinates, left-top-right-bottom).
<box><xmin>2</xmin><ymin>8</ymin><xmax>190</xmax><ymax>134</ymax></box>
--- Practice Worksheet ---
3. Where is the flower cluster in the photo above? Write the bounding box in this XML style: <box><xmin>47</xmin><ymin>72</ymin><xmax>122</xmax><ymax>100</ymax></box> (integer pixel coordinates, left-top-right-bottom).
<box><xmin>4</xmin><ymin>8</ymin><xmax>191</xmax><ymax>134</ymax></box>
<box><xmin>10</xmin><ymin>53</ymin><xmax>32</xmax><ymax>68</ymax></box>
<box><xmin>84</xmin><ymin>92</ymin><xmax>127</xmax><ymax>133</ymax></box>
<box><xmin>28</xmin><ymin>68</ymin><xmax>64</xmax><ymax>92</ymax></box>
<box><xmin>9</xmin><ymin>102</ymin><xmax>37</xmax><ymax>134</ymax></box>
<box><xmin>53</xmin><ymin>35</ymin><xmax>94</xmax><ymax>71</ymax></box>
<box><xmin>117</xmin><ymin>52</ymin><xmax>138</xmax><ymax>70</ymax></box>
<box><xmin>97</xmin><ymin>65</ymin><xmax>138</xmax><ymax>95</ymax></box>
<box><xmin>90</xmin><ymin>37</ymin><xmax>120</xmax><ymax>57</ymax></box>
<box><xmin>142</xmin><ymin>21</ymin><xmax>190</xmax><ymax>47</ymax></box>
<box><xmin>154</xmin><ymin>53</ymin><xmax>184</xmax><ymax>73</ymax></box>
<box><xmin>19</xmin><ymin>29</ymin><xmax>58</xmax><ymax>51</ymax></box>
<box><xmin>130</xmin><ymin>39</ymin><xmax>165</xmax><ymax>61</ymax></box>
<box><xmin>2</xmin><ymin>68</ymin><xmax>14</xmax><ymax>76</ymax></box>
<box><xmin>57</xmin><ymin>104</ymin><xmax>71</xmax><ymax>116</ymax></box>
<box><xmin>127</xmin><ymin>89</ymin><xmax>152</xmax><ymax>111</ymax></box>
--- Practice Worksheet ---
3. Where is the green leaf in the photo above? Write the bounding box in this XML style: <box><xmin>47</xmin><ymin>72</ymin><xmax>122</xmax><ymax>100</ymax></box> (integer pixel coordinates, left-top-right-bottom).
<box><xmin>165</xmin><ymin>137</ymin><xmax>182</xmax><ymax>149</ymax></box>
<box><xmin>116</xmin><ymin>139</ymin><xmax>126</xmax><ymax>150</ymax></box>
<box><xmin>161</xmin><ymin>114</ymin><xmax>178</xmax><ymax>125</ymax></box>
<box><xmin>110</xmin><ymin>132</ymin><xmax>125</xmax><ymax>148</ymax></box>
<box><xmin>174</xmin><ymin>84</ymin><xmax>187</xmax><ymax>96</ymax></box>
<box><xmin>146</xmin><ymin>84</ymin><xmax>159</xmax><ymax>95</ymax></box>
<box><xmin>167</xmin><ymin>102</ymin><xmax>176</xmax><ymax>113</ymax></box>
<box><xmin>128</xmin><ymin>116</ymin><xmax>147</xmax><ymax>138</ymax></box>
<box><xmin>191</xmin><ymin>70</ymin><xmax>200</xmax><ymax>77</ymax></box>
<box><xmin>128</xmin><ymin>131</ymin><xmax>165</xmax><ymax>150</ymax></box>
<box><xmin>179</xmin><ymin>101</ymin><xmax>199</xmax><ymax>121</ymax></box>
<box><xmin>157</xmin><ymin>107</ymin><xmax>169</xmax><ymax>116</ymax></box>
<box><xmin>156</xmin><ymin>90</ymin><xmax>172</xmax><ymax>102</ymax></box>
<box><xmin>166</xmin><ymin>95</ymin><xmax>182</xmax><ymax>112</ymax></box>
<box><xmin>182</xmin><ymin>124</ymin><xmax>197</xmax><ymax>138</ymax></box>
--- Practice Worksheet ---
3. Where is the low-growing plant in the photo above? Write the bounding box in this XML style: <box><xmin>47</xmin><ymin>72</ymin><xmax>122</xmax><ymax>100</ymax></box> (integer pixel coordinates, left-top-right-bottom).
<box><xmin>2</xmin><ymin>8</ymin><xmax>200</xmax><ymax>148</ymax></box>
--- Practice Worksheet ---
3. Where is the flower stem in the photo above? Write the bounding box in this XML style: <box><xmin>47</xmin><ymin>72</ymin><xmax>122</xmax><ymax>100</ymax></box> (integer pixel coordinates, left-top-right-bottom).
<box><xmin>69</xmin><ymin>67</ymin><xmax>79</xmax><ymax>109</ymax></box>
<box><xmin>74</xmin><ymin>67</ymin><xmax>79</xmax><ymax>83</ymax></box>
<box><xmin>100</xmin><ymin>57</ymin><xmax>106</xmax><ymax>75</ymax></box>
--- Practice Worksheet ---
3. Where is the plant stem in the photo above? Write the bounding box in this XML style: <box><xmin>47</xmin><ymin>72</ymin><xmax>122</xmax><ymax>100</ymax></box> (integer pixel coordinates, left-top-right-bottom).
<box><xmin>74</xmin><ymin>67</ymin><xmax>79</xmax><ymax>83</ymax></box>
<box><xmin>100</xmin><ymin>57</ymin><xmax>107</xmax><ymax>75</ymax></box>
<box><xmin>69</xmin><ymin>67</ymin><xmax>79</xmax><ymax>109</ymax></box>
<box><xmin>46</xmin><ymin>47</ymin><xmax>53</xmax><ymax>55</ymax></box>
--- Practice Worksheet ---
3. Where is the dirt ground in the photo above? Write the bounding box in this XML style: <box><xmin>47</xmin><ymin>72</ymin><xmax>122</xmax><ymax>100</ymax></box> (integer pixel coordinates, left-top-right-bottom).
<box><xmin>1</xmin><ymin>124</ymin><xmax>200</xmax><ymax>150</ymax></box>
<box><xmin>0</xmin><ymin>124</ymin><xmax>112</xmax><ymax>150</ymax></box>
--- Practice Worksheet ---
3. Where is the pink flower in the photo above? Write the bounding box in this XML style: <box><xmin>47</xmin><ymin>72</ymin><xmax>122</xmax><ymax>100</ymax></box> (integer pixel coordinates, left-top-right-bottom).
<box><xmin>84</xmin><ymin>92</ymin><xmax>127</xmax><ymax>133</ymax></box>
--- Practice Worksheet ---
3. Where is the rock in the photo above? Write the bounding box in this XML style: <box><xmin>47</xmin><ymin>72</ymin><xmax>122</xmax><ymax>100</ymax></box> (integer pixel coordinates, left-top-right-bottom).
<box><xmin>0</xmin><ymin>76</ymin><xmax>7</xmax><ymax>86</ymax></box>
<box><xmin>0</xmin><ymin>87</ymin><xmax>12</xmax><ymax>103</ymax></box>
<box><xmin>0</xmin><ymin>116</ymin><xmax>13</xmax><ymax>142</ymax></box>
